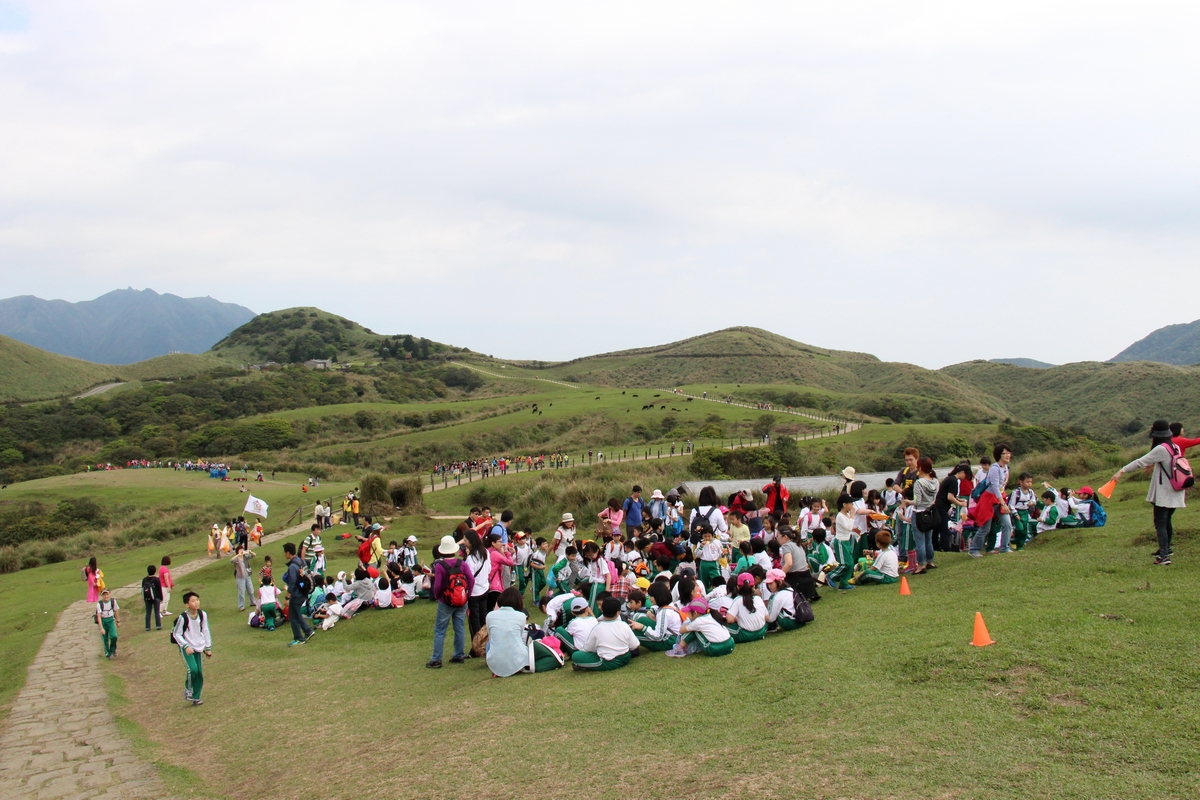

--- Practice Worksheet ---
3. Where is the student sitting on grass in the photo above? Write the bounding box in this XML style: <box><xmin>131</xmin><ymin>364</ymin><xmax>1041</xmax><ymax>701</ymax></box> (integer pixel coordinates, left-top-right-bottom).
<box><xmin>375</xmin><ymin>576</ymin><xmax>393</xmax><ymax>608</ymax></box>
<box><xmin>724</xmin><ymin>572</ymin><xmax>768</xmax><ymax>642</ymax></box>
<box><xmin>629</xmin><ymin>581</ymin><xmax>681</xmax><ymax>651</ymax></box>
<box><xmin>349</xmin><ymin>567</ymin><xmax>377</xmax><ymax>607</ymax></box>
<box><xmin>1036</xmin><ymin>491</ymin><xmax>1064</xmax><ymax>533</ymax></box>
<box><xmin>764</xmin><ymin>569</ymin><xmax>804</xmax><ymax>631</ymax></box>
<box><xmin>849</xmin><ymin>529</ymin><xmax>899</xmax><ymax>586</ymax></box>
<box><xmin>668</xmin><ymin>598</ymin><xmax>735</xmax><ymax>658</ymax></box>
<box><xmin>556</xmin><ymin>597</ymin><xmax>598</xmax><ymax>654</ymax></box>
<box><xmin>570</xmin><ymin>596</ymin><xmax>641</xmax><ymax>672</ymax></box>
<box><xmin>314</xmin><ymin>593</ymin><xmax>343</xmax><ymax>630</ymax></box>
<box><xmin>807</xmin><ymin>528</ymin><xmax>837</xmax><ymax>581</ymax></box>
<box><xmin>1042</xmin><ymin>483</ymin><xmax>1083</xmax><ymax>528</ymax></box>
<box><xmin>258</xmin><ymin>576</ymin><xmax>282</xmax><ymax>630</ymax></box>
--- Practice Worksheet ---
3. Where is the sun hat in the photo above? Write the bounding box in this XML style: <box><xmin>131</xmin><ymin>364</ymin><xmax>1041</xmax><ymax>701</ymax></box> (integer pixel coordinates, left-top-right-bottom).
<box><xmin>654</xmin><ymin>570</ymin><xmax>673</xmax><ymax>581</ymax></box>
<box><xmin>570</xmin><ymin>597</ymin><xmax>589</xmax><ymax>614</ymax></box>
<box><xmin>437</xmin><ymin>535</ymin><xmax>459</xmax><ymax>556</ymax></box>
<box><xmin>736</xmin><ymin>572</ymin><xmax>756</xmax><ymax>588</ymax></box>
<box><xmin>765</xmin><ymin>568</ymin><xmax>787</xmax><ymax>584</ymax></box>
<box><xmin>561</xmin><ymin>512</ymin><xmax>575</xmax><ymax>523</ymax></box>
<box><xmin>337</xmin><ymin>570</ymin><xmax>347</xmax><ymax>581</ymax></box>
<box><xmin>651</xmin><ymin>489</ymin><xmax>665</xmax><ymax>500</ymax></box>
<box><xmin>841</xmin><ymin>466</ymin><xmax>856</xmax><ymax>481</ymax></box>
<box><xmin>404</xmin><ymin>535</ymin><xmax>417</xmax><ymax>543</ymax></box>
<box><xmin>1150</xmin><ymin>420</ymin><xmax>1172</xmax><ymax>440</ymax></box>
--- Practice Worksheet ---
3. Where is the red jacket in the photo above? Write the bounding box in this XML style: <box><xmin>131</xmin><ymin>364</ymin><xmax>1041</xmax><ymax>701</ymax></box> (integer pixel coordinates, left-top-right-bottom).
<box><xmin>1173</xmin><ymin>436</ymin><xmax>1200</xmax><ymax>454</ymax></box>
<box><xmin>762</xmin><ymin>482</ymin><xmax>790</xmax><ymax>516</ymax></box>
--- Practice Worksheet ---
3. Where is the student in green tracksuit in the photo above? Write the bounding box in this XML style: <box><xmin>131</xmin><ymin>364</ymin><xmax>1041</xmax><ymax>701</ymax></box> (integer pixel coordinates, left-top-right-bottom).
<box><xmin>1009</xmin><ymin>472</ymin><xmax>1038</xmax><ymax>548</ymax></box>
<box><xmin>829</xmin><ymin>495</ymin><xmax>858</xmax><ymax>590</ymax></box>
<box><xmin>629</xmin><ymin>583</ymin><xmax>681</xmax><ymax>651</ymax></box>
<box><xmin>674</xmin><ymin>600</ymin><xmax>735</xmax><ymax>658</ymax></box>
<box><xmin>850</xmin><ymin>530</ymin><xmax>900</xmax><ymax>585</ymax></box>
<box><xmin>724</xmin><ymin>573</ymin><xmax>767</xmax><ymax>643</ymax></box>
<box><xmin>571</xmin><ymin>597</ymin><xmax>641</xmax><ymax>671</ymax></box>
<box><xmin>764</xmin><ymin>572</ymin><xmax>804</xmax><ymax>631</ymax></box>
<box><xmin>529</xmin><ymin>538</ymin><xmax>549</xmax><ymax>599</ymax></box>
<box><xmin>806</xmin><ymin>529</ymin><xmax>837</xmax><ymax>578</ymax></box>
<box><xmin>95</xmin><ymin>590</ymin><xmax>120</xmax><ymax>658</ymax></box>
<box><xmin>171</xmin><ymin>592</ymin><xmax>212</xmax><ymax>706</ymax></box>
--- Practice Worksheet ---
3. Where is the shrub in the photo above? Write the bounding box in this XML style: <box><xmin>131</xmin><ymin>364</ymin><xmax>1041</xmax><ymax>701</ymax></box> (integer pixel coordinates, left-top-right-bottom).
<box><xmin>359</xmin><ymin>472</ymin><xmax>390</xmax><ymax>505</ymax></box>
<box><xmin>387</xmin><ymin>478</ymin><xmax>425</xmax><ymax>512</ymax></box>
<box><xmin>0</xmin><ymin>547</ymin><xmax>18</xmax><ymax>573</ymax></box>
<box><xmin>21</xmin><ymin>555</ymin><xmax>41</xmax><ymax>570</ymax></box>
<box><xmin>41</xmin><ymin>544</ymin><xmax>68</xmax><ymax>564</ymax></box>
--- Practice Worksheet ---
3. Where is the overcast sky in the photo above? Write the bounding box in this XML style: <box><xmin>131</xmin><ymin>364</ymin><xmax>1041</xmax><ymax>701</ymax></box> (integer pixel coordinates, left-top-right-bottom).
<box><xmin>1</xmin><ymin>2</ymin><xmax>1197</xmax><ymax>367</ymax></box>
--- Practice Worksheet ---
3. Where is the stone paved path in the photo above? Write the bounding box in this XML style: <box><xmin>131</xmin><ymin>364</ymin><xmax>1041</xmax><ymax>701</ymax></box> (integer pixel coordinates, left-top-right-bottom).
<box><xmin>0</xmin><ymin>519</ymin><xmax>316</xmax><ymax>799</ymax></box>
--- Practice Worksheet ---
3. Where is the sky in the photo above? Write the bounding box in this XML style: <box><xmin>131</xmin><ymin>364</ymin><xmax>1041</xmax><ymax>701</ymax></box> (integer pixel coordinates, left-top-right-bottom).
<box><xmin>1</xmin><ymin>2</ymin><xmax>1197</xmax><ymax>368</ymax></box>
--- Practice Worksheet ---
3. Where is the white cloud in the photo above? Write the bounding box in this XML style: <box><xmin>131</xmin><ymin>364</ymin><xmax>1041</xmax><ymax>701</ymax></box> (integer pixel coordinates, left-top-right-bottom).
<box><xmin>1</xmin><ymin>1</ymin><xmax>1198</xmax><ymax>367</ymax></box>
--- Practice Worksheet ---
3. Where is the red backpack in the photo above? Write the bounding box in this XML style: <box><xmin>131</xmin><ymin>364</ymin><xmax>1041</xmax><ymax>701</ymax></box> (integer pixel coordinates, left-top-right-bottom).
<box><xmin>441</xmin><ymin>559</ymin><xmax>469</xmax><ymax>607</ymax></box>
<box><xmin>357</xmin><ymin>536</ymin><xmax>374</xmax><ymax>564</ymax></box>
<box><xmin>1160</xmin><ymin>442</ymin><xmax>1195</xmax><ymax>491</ymax></box>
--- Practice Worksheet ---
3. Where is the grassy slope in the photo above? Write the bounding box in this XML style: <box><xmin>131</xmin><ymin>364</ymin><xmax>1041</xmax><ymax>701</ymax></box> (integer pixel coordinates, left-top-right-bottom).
<box><xmin>0</xmin><ymin>334</ymin><xmax>122</xmax><ymax>401</ymax></box>
<box><xmin>477</xmin><ymin>329</ymin><xmax>1008</xmax><ymax>419</ymax></box>
<box><xmin>106</xmin><ymin>477</ymin><xmax>1200</xmax><ymax>800</ymax></box>
<box><xmin>942</xmin><ymin>360</ymin><xmax>1200</xmax><ymax>441</ymax></box>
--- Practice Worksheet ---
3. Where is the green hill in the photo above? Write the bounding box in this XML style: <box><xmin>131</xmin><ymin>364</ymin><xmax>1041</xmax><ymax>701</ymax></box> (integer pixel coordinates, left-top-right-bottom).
<box><xmin>1110</xmin><ymin>317</ymin><xmax>1200</xmax><ymax>365</ymax></box>
<box><xmin>209</xmin><ymin>307</ymin><xmax>465</xmax><ymax>364</ymax></box>
<box><xmin>941</xmin><ymin>359</ymin><xmax>1200</xmax><ymax>441</ymax></box>
<box><xmin>491</xmin><ymin>327</ymin><xmax>1008</xmax><ymax>422</ymax></box>
<box><xmin>0</xmin><ymin>335</ymin><xmax>122</xmax><ymax>402</ymax></box>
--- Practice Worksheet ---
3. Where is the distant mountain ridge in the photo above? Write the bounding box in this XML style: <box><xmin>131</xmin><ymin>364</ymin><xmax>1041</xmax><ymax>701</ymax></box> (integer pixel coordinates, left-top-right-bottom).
<box><xmin>0</xmin><ymin>289</ymin><xmax>255</xmax><ymax>364</ymax></box>
<box><xmin>988</xmin><ymin>358</ymin><xmax>1056</xmax><ymax>369</ymax></box>
<box><xmin>1111</xmin><ymin>318</ymin><xmax>1200</xmax><ymax>365</ymax></box>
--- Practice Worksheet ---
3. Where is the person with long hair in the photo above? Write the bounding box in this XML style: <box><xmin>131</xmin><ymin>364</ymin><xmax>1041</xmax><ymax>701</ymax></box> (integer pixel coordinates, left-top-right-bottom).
<box><xmin>724</xmin><ymin>573</ymin><xmax>768</xmax><ymax>643</ymax></box>
<box><xmin>579</xmin><ymin>541</ymin><xmax>612</xmax><ymax>615</ymax></box>
<box><xmin>463</xmin><ymin>530</ymin><xmax>491</xmax><ymax>640</ymax></box>
<box><xmin>485</xmin><ymin>587</ymin><xmax>563</xmax><ymax>676</ymax></box>
<box><xmin>1111</xmin><ymin>420</ymin><xmax>1192</xmax><ymax>565</ymax></box>
<box><xmin>688</xmin><ymin>486</ymin><xmax>728</xmax><ymax>543</ymax></box>
<box><xmin>83</xmin><ymin>556</ymin><xmax>102</xmax><ymax>603</ymax></box>
<box><xmin>485</xmin><ymin>533</ymin><xmax>515</xmax><ymax>612</ymax></box>
<box><xmin>910</xmin><ymin>457</ymin><xmax>940</xmax><ymax>574</ymax></box>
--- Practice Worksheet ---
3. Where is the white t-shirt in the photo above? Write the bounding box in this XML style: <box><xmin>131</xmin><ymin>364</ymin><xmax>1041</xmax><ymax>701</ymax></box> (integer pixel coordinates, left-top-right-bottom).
<box><xmin>566</xmin><ymin>615</ymin><xmax>598</xmax><ymax>643</ymax></box>
<box><xmin>258</xmin><ymin>585</ymin><xmax>280</xmax><ymax>606</ymax></box>
<box><xmin>465</xmin><ymin>552</ymin><xmax>491</xmax><ymax>598</ymax></box>
<box><xmin>835</xmin><ymin>512</ymin><xmax>857</xmax><ymax>542</ymax></box>
<box><xmin>766</xmin><ymin>588</ymin><xmax>796</xmax><ymax>622</ymax></box>
<box><xmin>699</xmin><ymin>540</ymin><xmax>723</xmax><ymax>561</ymax></box>
<box><xmin>544</xmin><ymin>592</ymin><xmax>575</xmax><ymax>631</ymax></box>
<box><xmin>754</xmin><ymin>552</ymin><xmax>773</xmax><ymax>572</ymax></box>
<box><xmin>375</xmin><ymin>585</ymin><xmax>393</xmax><ymax>608</ymax></box>
<box><xmin>552</xmin><ymin>527</ymin><xmax>575</xmax><ymax>561</ymax></box>
<box><xmin>683</xmin><ymin>612</ymin><xmax>732</xmax><ymax>643</ymax></box>
<box><xmin>727</xmin><ymin>595</ymin><xmax>768</xmax><ymax>631</ymax></box>
<box><xmin>579</xmin><ymin>618</ymin><xmax>640</xmax><ymax>661</ymax></box>
<box><xmin>689</xmin><ymin>506</ymin><xmax>728</xmax><ymax>536</ymax></box>
<box><xmin>873</xmin><ymin>547</ymin><xmax>899</xmax><ymax>578</ymax></box>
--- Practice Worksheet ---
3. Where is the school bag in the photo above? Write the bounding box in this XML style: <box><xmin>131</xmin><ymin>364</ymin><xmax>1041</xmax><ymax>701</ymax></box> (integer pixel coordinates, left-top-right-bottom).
<box><xmin>141</xmin><ymin>576</ymin><xmax>158</xmax><ymax>603</ymax></box>
<box><xmin>1159</xmin><ymin>442</ymin><xmax>1195</xmax><ymax>491</ymax></box>
<box><xmin>169</xmin><ymin>610</ymin><xmax>207</xmax><ymax>646</ymax></box>
<box><xmin>690</xmin><ymin>507</ymin><xmax>714</xmax><ymax>545</ymax></box>
<box><xmin>441</xmin><ymin>559</ymin><xmax>469</xmax><ymax>607</ymax></box>
<box><xmin>1088</xmin><ymin>501</ymin><xmax>1107</xmax><ymax>528</ymax></box>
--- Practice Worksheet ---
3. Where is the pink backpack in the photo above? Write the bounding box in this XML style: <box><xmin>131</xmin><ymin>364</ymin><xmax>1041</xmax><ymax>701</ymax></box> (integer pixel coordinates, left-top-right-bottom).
<box><xmin>1160</xmin><ymin>442</ymin><xmax>1195</xmax><ymax>491</ymax></box>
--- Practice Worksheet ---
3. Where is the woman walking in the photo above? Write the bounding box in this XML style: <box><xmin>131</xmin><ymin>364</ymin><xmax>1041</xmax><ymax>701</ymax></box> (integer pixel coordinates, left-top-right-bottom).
<box><xmin>1110</xmin><ymin>420</ymin><xmax>1193</xmax><ymax>565</ymax></box>
<box><xmin>83</xmin><ymin>557</ymin><xmax>102</xmax><ymax>603</ymax></box>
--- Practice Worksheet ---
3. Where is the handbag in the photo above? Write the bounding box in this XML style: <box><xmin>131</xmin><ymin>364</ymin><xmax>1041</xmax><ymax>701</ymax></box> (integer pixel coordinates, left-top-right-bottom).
<box><xmin>914</xmin><ymin>507</ymin><xmax>939</xmax><ymax>533</ymax></box>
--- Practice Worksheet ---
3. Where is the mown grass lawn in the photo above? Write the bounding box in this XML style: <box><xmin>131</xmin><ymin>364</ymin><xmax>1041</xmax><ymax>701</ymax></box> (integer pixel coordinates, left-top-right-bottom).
<box><xmin>104</xmin><ymin>477</ymin><xmax>1200</xmax><ymax>800</ymax></box>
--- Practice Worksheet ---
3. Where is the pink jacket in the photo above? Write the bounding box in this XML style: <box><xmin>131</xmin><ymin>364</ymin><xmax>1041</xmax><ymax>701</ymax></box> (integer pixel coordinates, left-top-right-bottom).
<box><xmin>488</xmin><ymin>548</ymin><xmax>515</xmax><ymax>592</ymax></box>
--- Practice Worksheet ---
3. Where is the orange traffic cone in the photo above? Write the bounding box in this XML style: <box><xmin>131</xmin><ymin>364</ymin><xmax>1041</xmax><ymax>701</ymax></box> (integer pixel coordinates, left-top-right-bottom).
<box><xmin>970</xmin><ymin>612</ymin><xmax>995</xmax><ymax>647</ymax></box>
<box><xmin>899</xmin><ymin>576</ymin><xmax>911</xmax><ymax>596</ymax></box>
<box><xmin>1097</xmin><ymin>478</ymin><xmax>1117</xmax><ymax>499</ymax></box>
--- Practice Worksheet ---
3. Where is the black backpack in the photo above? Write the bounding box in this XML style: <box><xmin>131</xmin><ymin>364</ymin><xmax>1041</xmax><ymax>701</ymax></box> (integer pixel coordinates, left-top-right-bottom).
<box><xmin>142</xmin><ymin>576</ymin><xmax>158</xmax><ymax>603</ymax></box>
<box><xmin>169</xmin><ymin>610</ymin><xmax>206</xmax><ymax>645</ymax></box>
<box><xmin>295</xmin><ymin>572</ymin><xmax>313</xmax><ymax>596</ymax></box>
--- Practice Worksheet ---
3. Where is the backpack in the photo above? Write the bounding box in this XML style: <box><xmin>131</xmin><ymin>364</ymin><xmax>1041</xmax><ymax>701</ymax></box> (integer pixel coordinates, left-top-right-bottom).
<box><xmin>442</xmin><ymin>560</ymin><xmax>469</xmax><ymax>607</ymax></box>
<box><xmin>1159</xmin><ymin>442</ymin><xmax>1195</xmax><ymax>491</ymax></box>
<box><xmin>1088</xmin><ymin>500</ymin><xmax>1107</xmax><ymax>528</ymax></box>
<box><xmin>141</xmin><ymin>576</ymin><xmax>158</xmax><ymax>603</ymax></box>
<box><xmin>690</xmin><ymin>507</ymin><xmax>714</xmax><ymax>544</ymax></box>
<box><xmin>970</xmin><ymin>478</ymin><xmax>988</xmax><ymax>502</ymax></box>
<box><xmin>294</xmin><ymin>571</ymin><xmax>313</xmax><ymax>596</ymax></box>
<box><xmin>170</xmin><ymin>610</ymin><xmax>206</xmax><ymax>646</ymax></box>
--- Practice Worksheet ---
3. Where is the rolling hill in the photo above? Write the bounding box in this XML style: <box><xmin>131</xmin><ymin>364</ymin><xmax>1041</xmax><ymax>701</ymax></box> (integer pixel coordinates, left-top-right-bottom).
<box><xmin>209</xmin><ymin>307</ymin><xmax>466</xmax><ymax>364</ymax></box>
<box><xmin>0</xmin><ymin>335</ymin><xmax>122</xmax><ymax>402</ymax></box>
<box><xmin>1110</xmin><ymin>317</ymin><xmax>1200</xmax><ymax>365</ymax></box>
<box><xmin>0</xmin><ymin>289</ymin><xmax>255</xmax><ymax>365</ymax></box>
<box><xmin>941</xmin><ymin>359</ymin><xmax>1200</xmax><ymax>441</ymax></box>
<box><xmin>989</xmin><ymin>358</ymin><xmax>1056</xmax><ymax>369</ymax></box>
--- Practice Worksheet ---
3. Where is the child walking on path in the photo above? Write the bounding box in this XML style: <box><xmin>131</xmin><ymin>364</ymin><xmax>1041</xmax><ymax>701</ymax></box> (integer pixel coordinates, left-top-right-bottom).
<box><xmin>171</xmin><ymin>592</ymin><xmax>212</xmax><ymax>705</ymax></box>
<box><xmin>95</xmin><ymin>589</ymin><xmax>120</xmax><ymax>658</ymax></box>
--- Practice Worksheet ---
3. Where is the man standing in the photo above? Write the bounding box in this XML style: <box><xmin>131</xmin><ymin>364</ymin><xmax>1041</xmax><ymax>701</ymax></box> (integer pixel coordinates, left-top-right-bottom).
<box><xmin>895</xmin><ymin>448</ymin><xmax>920</xmax><ymax>494</ymax></box>
<box><xmin>427</xmin><ymin>535</ymin><xmax>474</xmax><ymax>668</ymax></box>
<box><xmin>281</xmin><ymin>542</ymin><xmax>314</xmax><ymax>646</ymax></box>
<box><xmin>762</xmin><ymin>476</ymin><xmax>790</xmax><ymax>521</ymax></box>
<box><xmin>621</xmin><ymin>486</ymin><xmax>645</xmax><ymax>538</ymax></box>
<box><xmin>491</xmin><ymin>510</ymin><xmax>514</xmax><ymax>545</ymax></box>
<box><xmin>231</xmin><ymin>544</ymin><xmax>256</xmax><ymax>612</ymax></box>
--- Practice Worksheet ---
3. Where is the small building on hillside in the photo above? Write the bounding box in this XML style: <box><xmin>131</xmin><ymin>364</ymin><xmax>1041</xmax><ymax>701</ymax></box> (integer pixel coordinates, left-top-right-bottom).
<box><xmin>304</xmin><ymin>359</ymin><xmax>332</xmax><ymax>370</ymax></box>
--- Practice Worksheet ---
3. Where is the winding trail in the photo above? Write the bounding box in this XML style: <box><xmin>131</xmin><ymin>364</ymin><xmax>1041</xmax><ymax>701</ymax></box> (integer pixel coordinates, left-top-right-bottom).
<box><xmin>0</xmin><ymin>518</ymin><xmax>318</xmax><ymax>800</ymax></box>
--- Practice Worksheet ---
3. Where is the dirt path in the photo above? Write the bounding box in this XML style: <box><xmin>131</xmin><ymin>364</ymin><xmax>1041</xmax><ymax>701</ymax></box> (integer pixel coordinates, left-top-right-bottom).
<box><xmin>73</xmin><ymin>382</ymin><xmax>125</xmax><ymax>399</ymax></box>
<box><xmin>0</xmin><ymin>518</ymin><xmax>316</xmax><ymax>799</ymax></box>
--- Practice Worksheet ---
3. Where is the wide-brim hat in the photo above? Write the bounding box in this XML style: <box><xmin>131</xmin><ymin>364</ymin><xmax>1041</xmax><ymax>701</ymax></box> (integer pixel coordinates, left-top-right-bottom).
<box><xmin>651</xmin><ymin>489</ymin><xmax>665</xmax><ymax>500</ymax></box>
<box><xmin>841</xmin><ymin>466</ymin><xmax>856</xmax><ymax>481</ymax></box>
<box><xmin>1150</xmin><ymin>419</ymin><xmax>1172</xmax><ymax>439</ymax></box>
<box><xmin>437</xmin><ymin>535</ymin><xmax>459</xmax><ymax>556</ymax></box>
<box><xmin>561</xmin><ymin>512</ymin><xmax>575</xmax><ymax>523</ymax></box>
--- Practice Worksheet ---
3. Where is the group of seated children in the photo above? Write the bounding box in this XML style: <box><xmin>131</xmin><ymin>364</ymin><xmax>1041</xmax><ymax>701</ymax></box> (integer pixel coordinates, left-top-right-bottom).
<box><xmin>536</xmin><ymin>560</ymin><xmax>812</xmax><ymax>671</ymax></box>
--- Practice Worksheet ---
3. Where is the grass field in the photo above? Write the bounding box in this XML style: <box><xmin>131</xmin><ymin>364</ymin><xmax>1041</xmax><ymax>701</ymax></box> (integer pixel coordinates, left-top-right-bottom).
<box><xmin>0</xmin><ymin>334</ymin><xmax>122</xmax><ymax>402</ymax></box>
<box><xmin>100</xmin><ymin>472</ymin><xmax>1200</xmax><ymax>800</ymax></box>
